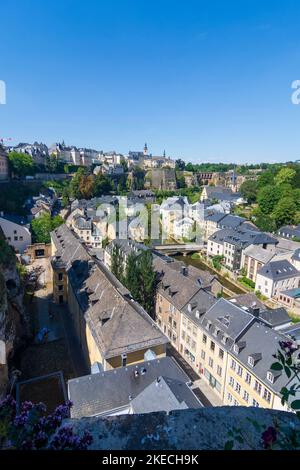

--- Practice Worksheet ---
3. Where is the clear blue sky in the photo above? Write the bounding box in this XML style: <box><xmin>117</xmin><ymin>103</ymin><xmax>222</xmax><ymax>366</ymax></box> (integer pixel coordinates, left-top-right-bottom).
<box><xmin>1</xmin><ymin>0</ymin><xmax>300</xmax><ymax>163</ymax></box>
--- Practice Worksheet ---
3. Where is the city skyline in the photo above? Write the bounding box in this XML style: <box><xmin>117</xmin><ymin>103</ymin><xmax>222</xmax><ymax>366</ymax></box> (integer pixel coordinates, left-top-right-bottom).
<box><xmin>1</xmin><ymin>1</ymin><xmax>300</xmax><ymax>163</ymax></box>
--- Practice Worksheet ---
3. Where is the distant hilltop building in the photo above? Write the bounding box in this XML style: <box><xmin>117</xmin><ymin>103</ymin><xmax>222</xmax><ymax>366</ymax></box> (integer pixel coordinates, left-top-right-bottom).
<box><xmin>11</xmin><ymin>142</ymin><xmax>48</xmax><ymax>165</ymax></box>
<box><xmin>49</xmin><ymin>142</ymin><xmax>99</xmax><ymax>166</ymax></box>
<box><xmin>127</xmin><ymin>144</ymin><xmax>175</xmax><ymax>170</ymax></box>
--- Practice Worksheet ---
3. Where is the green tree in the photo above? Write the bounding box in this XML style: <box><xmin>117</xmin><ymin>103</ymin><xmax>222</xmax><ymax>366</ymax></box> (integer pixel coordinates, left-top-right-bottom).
<box><xmin>175</xmin><ymin>159</ymin><xmax>186</xmax><ymax>171</ymax></box>
<box><xmin>136</xmin><ymin>250</ymin><xmax>156</xmax><ymax>317</ymax></box>
<box><xmin>31</xmin><ymin>214</ymin><xmax>63</xmax><ymax>243</ymax></box>
<box><xmin>272</xmin><ymin>197</ymin><xmax>297</xmax><ymax>228</ymax></box>
<box><xmin>124</xmin><ymin>253</ymin><xmax>140</xmax><ymax>300</ymax></box>
<box><xmin>274</xmin><ymin>167</ymin><xmax>296</xmax><ymax>186</ymax></box>
<box><xmin>240</xmin><ymin>180</ymin><xmax>258</xmax><ymax>204</ymax></box>
<box><xmin>93</xmin><ymin>174</ymin><xmax>113</xmax><ymax>196</ymax></box>
<box><xmin>8</xmin><ymin>151</ymin><xmax>35</xmax><ymax>177</ymax></box>
<box><xmin>257</xmin><ymin>185</ymin><xmax>281</xmax><ymax>214</ymax></box>
<box><xmin>111</xmin><ymin>245</ymin><xmax>124</xmax><ymax>281</ymax></box>
<box><xmin>69</xmin><ymin>167</ymin><xmax>87</xmax><ymax>199</ymax></box>
<box><xmin>257</xmin><ymin>171</ymin><xmax>275</xmax><ymax>188</ymax></box>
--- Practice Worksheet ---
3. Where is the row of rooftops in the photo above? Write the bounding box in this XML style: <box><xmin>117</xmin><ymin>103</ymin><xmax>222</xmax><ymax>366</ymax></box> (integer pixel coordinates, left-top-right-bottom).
<box><xmin>209</xmin><ymin>226</ymin><xmax>277</xmax><ymax>249</ymax></box>
<box><xmin>51</xmin><ymin>225</ymin><xmax>168</xmax><ymax>359</ymax></box>
<box><xmin>152</xmin><ymin>250</ymin><xmax>299</xmax><ymax>395</ymax></box>
<box><xmin>68</xmin><ymin>356</ymin><xmax>201</xmax><ymax>418</ymax></box>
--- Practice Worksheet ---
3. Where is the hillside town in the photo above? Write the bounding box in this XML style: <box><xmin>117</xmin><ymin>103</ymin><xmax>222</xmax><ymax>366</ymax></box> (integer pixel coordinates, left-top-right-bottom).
<box><xmin>0</xmin><ymin>139</ymin><xmax>300</xmax><ymax>437</ymax></box>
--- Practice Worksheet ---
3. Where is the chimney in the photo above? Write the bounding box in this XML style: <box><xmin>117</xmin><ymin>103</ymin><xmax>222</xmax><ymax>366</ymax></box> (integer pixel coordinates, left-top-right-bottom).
<box><xmin>249</xmin><ymin>303</ymin><xmax>260</xmax><ymax>317</ymax></box>
<box><xmin>181</xmin><ymin>266</ymin><xmax>188</xmax><ymax>276</ymax></box>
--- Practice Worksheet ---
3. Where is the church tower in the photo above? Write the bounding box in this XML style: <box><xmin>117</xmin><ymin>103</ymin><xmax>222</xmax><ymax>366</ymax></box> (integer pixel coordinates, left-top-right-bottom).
<box><xmin>143</xmin><ymin>142</ymin><xmax>148</xmax><ymax>156</ymax></box>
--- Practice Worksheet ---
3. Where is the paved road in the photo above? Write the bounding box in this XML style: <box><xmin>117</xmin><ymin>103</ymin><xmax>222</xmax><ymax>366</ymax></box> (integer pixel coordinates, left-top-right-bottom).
<box><xmin>28</xmin><ymin>257</ymin><xmax>88</xmax><ymax>377</ymax></box>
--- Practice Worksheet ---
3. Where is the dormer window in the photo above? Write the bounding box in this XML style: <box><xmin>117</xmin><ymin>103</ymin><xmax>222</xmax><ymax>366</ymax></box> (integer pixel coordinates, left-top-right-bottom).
<box><xmin>248</xmin><ymin>356</ymin><xmax>255</xmax><ymax>368</ymax></box>
<box><xmin>248</xmin><ymin>353</ymin><xmax>262</xmax><ymax>368</ymax></box>
<box><xmin>195</xmin><ymin>310</ymin><xmax>200</xmax><ymax>319</ymax></box>
<box><xmin>233</xmin><ymin>344</ymin><xmax>239</xmax><ymax>354</ymax></box>
<box><xmin>221</xmin><ymin>334</ymin><xmax>228</xmax><ymax>345</ymax></box>
<box><xmin>267</xmin><ymin>371</ymin><xmax>274</xmax><ymax>384</ymax></box>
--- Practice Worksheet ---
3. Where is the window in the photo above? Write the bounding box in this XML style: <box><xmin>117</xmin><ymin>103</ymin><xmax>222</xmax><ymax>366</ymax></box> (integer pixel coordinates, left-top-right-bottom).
<box><xmin>19</xmin><ymin>236</ymin><xmax>23</xmax><ymax>241</ymax></box>
<box><xmin>248</xmin><ymin>356</ymin><xmax>255</xmax><ymax>368</ymax></box>
<box><xmin>219</xmin><ymin>348</ymin><xmax>224</xmax><ymax>360</ymax></box>
<box><xmin>193</xmin><ymin>326</ymin><xmax>197</xmax><ymax>336</ymax></box>
<box><xmin>186</xmin><ymin>335</ymin><xmax>191</xmax><ymax>345</ymax></box>
<box><xmin>13</xmin><ymin>230</ymin><xmax>17</xmax><ymax>234</ymax></box>
<box><xmin>243</xmin><ymin>391</ymin><xmax>249</xmax><ymax>402</ymax></box>
<box><xmin>245</xmin><ymin>372</ymin><xmax>251</xmax><ymax>385</ymax></box>
<box><xmin>263</xmin><ymin>389</ymin><xmax>271</xmax><ymax>403</ymax></box>
<box><xmin>210</xmin><ymin>341</ymin><xmax>215</xmax><ymax>352</ymax></box>
<box><xmin>217</xmin><ymin>365</ymin><xmax>222</xmax><ymax>377</ymax></box>
<box><xmin>202</xmin><ymin>334</ymin><xmax>207</xmax><ymax>344</ymax></box>
<box><xmin>237</xmin><ymin>365</ymin><xmax>243</xmax><ymax>377</ymax></box>
<box><xmin>235</xmin><ymin>382</ymin><xmax>241</xmax><ymax>394</ymax></box>
<box><xmin>227</xmin><ymin>393</ymin><xmax>233</xmax><ymax>403</ymax></box>
<box><xmin>254</xmin><ymin>380</ymin><xmax>262</xmax><ymax>395</ymax></box>
<box><xmin>229</xmin><ymin>377</ymin><xmax>234</xmax><ymax>388</ymax></box>
<box><xmin>58</xmin><ymin>285</ymin><xmax>63</xmax><ymax>291</ymax></box>
<box><xmin>181</xmin><ymin>331</ymin><xmax>186</xmax><ymax>340</ymax></box>
<box><xmin>173</xmin><ymin>320</ymin><xmax>177</xmax><ymax>329</ymax></box>
<box><xmin>191</xmin><ymin>340</ymin><xmax>196</xmax><ymax>351</ymax></box>
<box><xmin>252</xmin><ymin>399</ymin><xmax>259</xmax><ymax>407</ymax></box>
<box><xmin>58</xmin><ymin>273</ymin><xmax>63</xmax><ymax>281</ymax></box>
<box><xmin>208</xmin><ymin>357</ymin><xmax>213</xmax><ymax>368</ymax></box>
<box><xmin>231</xmin><ymin>359</ymin><xmax>236</xmax><ymax>371</ymax></box>
<box><xmin>201</xmin><ymin>350</ymin><xmax>205</xmax><ymax>360</ymax></box>
<box><xmin>14</xmin><ymin>236</ymin><xmax>18</xmax><ymax>241</ymax></box>
<box><xmin>121</xmin><ymin>354</ymin><xmax>127</xmax><ymax>367</ymax></box>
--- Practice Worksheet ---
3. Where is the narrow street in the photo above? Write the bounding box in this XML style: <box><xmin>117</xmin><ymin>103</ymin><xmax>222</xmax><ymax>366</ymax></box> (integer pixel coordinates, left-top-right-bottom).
<box><xmin>16</xmin><ymin>256</ymin><xmax>88</xmax><ymax>410</ymax></box>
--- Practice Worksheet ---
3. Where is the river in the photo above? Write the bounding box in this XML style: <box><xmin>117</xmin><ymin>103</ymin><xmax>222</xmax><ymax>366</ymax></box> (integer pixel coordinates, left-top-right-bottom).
<box><xmin>173</xmin><ymin>254</ymin><xmax>245</xmax><ymax>295</ymax></box>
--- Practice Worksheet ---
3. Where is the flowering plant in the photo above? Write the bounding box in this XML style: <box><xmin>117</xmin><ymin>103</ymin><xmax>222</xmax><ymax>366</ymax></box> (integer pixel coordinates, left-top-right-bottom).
<box><xmin>0</xmin><ymin>396</ymin><xmax>92</xmax><ymax>450</ymax></box>
<box><xmin>225</xmin><ymin>340</ymin><xmax>300</xmax><ymax>450</ymax></box>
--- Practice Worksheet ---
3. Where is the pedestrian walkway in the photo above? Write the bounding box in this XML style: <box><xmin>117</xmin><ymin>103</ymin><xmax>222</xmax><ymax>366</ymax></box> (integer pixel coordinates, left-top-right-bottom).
<box><xmin>192</xmin><ymin>378</ymin><xmax>223</xmax><ymax>407</ymax></box>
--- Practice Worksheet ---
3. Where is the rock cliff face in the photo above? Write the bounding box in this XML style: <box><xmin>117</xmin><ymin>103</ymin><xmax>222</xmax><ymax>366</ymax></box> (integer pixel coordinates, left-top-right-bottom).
<box><xmin>65</xmin><ymin>406</ymin><xmax>300</xmax><ymax>450</ymax></box>
<box><xmin>0</xmin><ymin>230</ymin><xmax>29</xmax><ymax>396</ymax></box>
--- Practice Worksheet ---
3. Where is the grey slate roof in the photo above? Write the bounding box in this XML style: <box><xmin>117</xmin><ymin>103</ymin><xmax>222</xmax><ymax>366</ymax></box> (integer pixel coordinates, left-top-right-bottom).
<box><xmin>229</xmin><ymin>294</ymin><xmax>290</xmax><ymax>328</ymax></box>
<box><xmin>292</xmin><ymin>248</ymin><xmax>300</xmax><ymax>262</ymax></box>
<box><xmin>257</xmin><ymin>259</ymin><xmax>300</xmax><ymax>281</ymax></box>
<box><xmin>229</xmin><ymin>293</ymin><xmax>265</xmax><ymax>311</ymax></box>
<box><xmin>205</xmin><ymin>212</ymin><xmax>226</xmax><ymax>224</ymax></box>
<box><xmin>217</xmin><ymin>214</ymin><xmax>246</xmax><ymax>229</ymax></box>
<box><xmin>280</xmin><ymin>287</ymin><xmax>300</xmax><ymax>299</ymax></box>
<box><xmin>200</xmin><ymin>298</ymin><xmax>255</xmax><ymax>349</ymax></box>
<box><xmin>106</xmin><ymin>238</ymin><xmax>149</xmax><ymax>257</ymax></box>
<box><xmin>230</xmin><ymin>321</ymin><xmax>294</xmax><ymax>394</ymax></box>
<box><xmin>51</xmin><ymin>225</ymin><xmax>167</xmax><ymax>359</ymax></box>
<box><xmin>153</xmin><ymin>257</ymin><xmax>201</xmax><ymax>310</ymax></box>
<box><xmin>68</xmin><ymin>357</ymin><xmax>201</xmax><ymax>418</ymax></box>
<box><xmin>242</xmin><ymin>245</ymin><xmax>276</xmax><ymax>264</ymax></box>
<box><xmin>0</xmin><ymin>213</ymin><xmax>29</xmax><ymax>227</ymax></box>
<box><xmin>258</xmin><ymin>307</ymin><xmax>291</xmax><ymax>328</ymax></box>
<box><xmin>209</xmin><ymin>227</ymin><xmax>277</xmax><ymax>249</ymax></box>
<box><xmin>182</xmin><ymin>289</ymin><xmax>217</xmax><ymax>326</ymax></box>
<box><xmin>130</xmin><ymin>377</ymin><xmax>188</xmax><ymax>414</ymax></box>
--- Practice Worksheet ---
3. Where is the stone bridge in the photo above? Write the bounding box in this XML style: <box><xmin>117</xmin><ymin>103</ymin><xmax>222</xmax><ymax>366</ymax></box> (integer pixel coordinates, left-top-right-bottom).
<box><xmin>153</xmin><ymin>243</ymin><xmax>204</xmax><ymax>255</ymax></box>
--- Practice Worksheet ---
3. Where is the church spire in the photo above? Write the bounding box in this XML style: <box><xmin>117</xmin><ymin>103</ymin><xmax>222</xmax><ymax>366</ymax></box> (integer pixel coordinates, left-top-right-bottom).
<box><xmin>143</xmin><ymin>142</ymin><xmax>148</xmax><ymax>155</ymax></box>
